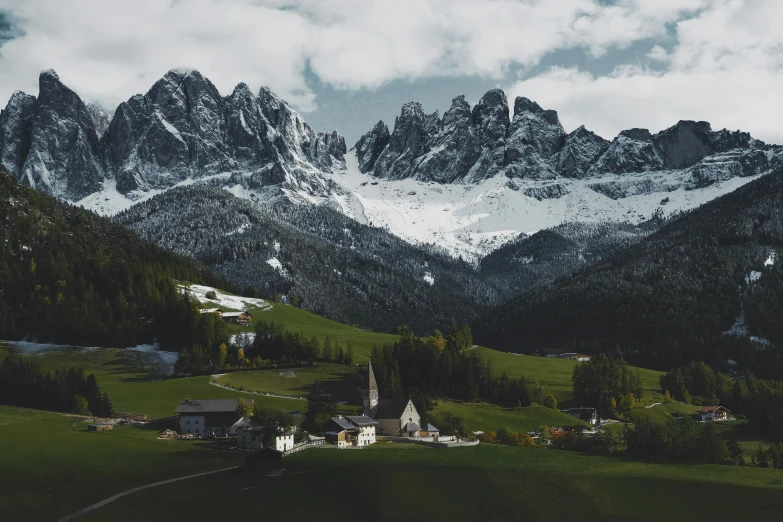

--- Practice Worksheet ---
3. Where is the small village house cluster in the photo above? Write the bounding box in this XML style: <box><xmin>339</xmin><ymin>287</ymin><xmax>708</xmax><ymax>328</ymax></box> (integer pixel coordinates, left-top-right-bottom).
<box><xmin>199</xmin><ymin>307</ymin><xmax>252</xmax><ymax>326</ymax></box>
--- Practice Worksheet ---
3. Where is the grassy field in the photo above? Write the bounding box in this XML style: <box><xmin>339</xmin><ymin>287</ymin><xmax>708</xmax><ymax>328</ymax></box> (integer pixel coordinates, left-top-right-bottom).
<box><xmin>625</xmin><ymin>401</ymin><xmax>701</xmax><ymax>425</ymax></box>
<box><xmin>80</xmin><ymin>443</ymin><xmax>783</xmax><ymax>521</ymax></box>
<box><xmin>472</xmin><ymin>347</ymin><xmax>665</xmax><ymax>405</ymax></box>
<box><xmin>214</xmin><ymin>363</ymin><xmax>359</xmax><ymax>402</ymax></box>
<box><xmin>0</xmin><ymin>406</ymin><xmax>242</xmax><ymax>522</ymax></box>
<box><xmin>192</xmin><ymin>283</ymin><xmax>401</xmax><ymax>363</ymax></box>
<box><xmin>432</xmin><ymin>399</ymin><xmax>584</xmax><ymax>433</ymax></box>
<box><xmin>0</xmin><ymin>343</ymin><xmax>306</xmax><ymax>419</ymax></box>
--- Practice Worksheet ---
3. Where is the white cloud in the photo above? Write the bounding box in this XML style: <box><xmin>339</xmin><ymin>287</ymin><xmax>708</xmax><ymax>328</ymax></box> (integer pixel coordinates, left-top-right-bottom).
<box><xmin>507</xmin><ymin>0</ymin><xmax>783</xmax><ymax>144</ymax></box>
<box><xmin>0</xmin><ymin>0</ymin><xmax>706</xmax><ymax>112</ymax></box>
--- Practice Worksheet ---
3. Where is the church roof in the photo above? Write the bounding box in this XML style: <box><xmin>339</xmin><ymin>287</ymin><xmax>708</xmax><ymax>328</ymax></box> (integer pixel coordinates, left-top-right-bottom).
<box><xmin>367</xmin><ymin>361</ymin><xmax>378</xmax><ymax>391</ymax></box>
<box><xmin>374</xmin><ymin>399</ymin><xmax>410</xmax><ymax>420</ymax></box>
<box><xmin>404</xmin><ymin>422</ymin><xmax>421</xmax><ymax>432</ymax></box>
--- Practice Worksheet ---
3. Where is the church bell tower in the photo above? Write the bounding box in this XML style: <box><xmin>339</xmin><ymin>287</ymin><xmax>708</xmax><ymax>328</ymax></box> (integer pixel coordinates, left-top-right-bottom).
<box><xmin>362</xmin><ymin>361</ymin><xmax>379</xmax><ymax>417</ymax></box>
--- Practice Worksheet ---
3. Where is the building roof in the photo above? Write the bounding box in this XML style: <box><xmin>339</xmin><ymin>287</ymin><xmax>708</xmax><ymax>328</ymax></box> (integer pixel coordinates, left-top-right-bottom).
<box><xmin>222</xmin><ymin>311</ymin><xmax>251</xmax><ymax>318</ymax></box>
<box><xmin>698</xmin><ymin>406</ymin><xmax>728</xmax><ymax>413</ymax></box>
<box><xmin>374</xmin><ymin>399</ymin><xmax>411</xmax><ymax>420</ymax></box>
<box><xmin>346</xmin><ymin>415</ymin><xmax>379</xmax><ymax>426</ymax></box>
<box><xmin>330</xmin><ymin>416</ymin><xmax>355</xmax><ymax>431</ymax></box>
<box><xmin>404</xmin><ymin>422</ymin><xmax>421</xmax><ymax>432</ymax></box>
<box><xmin>200</xmin><ymin>308</ymin><xmax>223</xmax><ymax>314</ymax></box>
<box><xmin>175</xmin><ymin>398</ymin><xmax>239</xmax><ymax>414</ymax></box>
<box><xmin>367</xmin><ymin>361</ymin><xmax>378</xmax><ymax>391</ymax></box>
<box><xmin>232</xmin><ymin>416</ymin><xmax>253</xmax><ymax>428</ymax></box>
<box><xmin>423</xmin><ymin>423</ymin><xmax>439</xmax><ymax>432</ymax></box>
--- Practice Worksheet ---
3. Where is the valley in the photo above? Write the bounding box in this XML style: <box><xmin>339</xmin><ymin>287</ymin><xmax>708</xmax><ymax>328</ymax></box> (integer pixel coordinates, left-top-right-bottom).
<box><xmin>2</xmin><ymin>63</ymin><xmax>783</xmax><ymax>521</ymax></box>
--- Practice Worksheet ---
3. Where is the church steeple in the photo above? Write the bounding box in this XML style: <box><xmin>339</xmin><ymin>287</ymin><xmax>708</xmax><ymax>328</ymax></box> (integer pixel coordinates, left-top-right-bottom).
<box><xmin>362</xmin><ymin>361</ymin><xmax>379</xmax><ymax>417</ymax></box>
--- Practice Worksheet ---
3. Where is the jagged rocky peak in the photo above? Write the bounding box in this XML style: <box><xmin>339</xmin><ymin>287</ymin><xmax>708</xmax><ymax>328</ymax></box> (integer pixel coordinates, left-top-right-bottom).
<box><xmin>472</xmin><ymin>88</ymin><xmax>509</xmax><ymax>148</ymax></box>
<box><xmin>371</xmin><ymin>101</ymin><xmax>428</xmax><ymax>179</ymax></box>
<box><xmin>0</xmin><ymin>90</ymin><xmax>37</xmax><ymax>174</ymax></box>
<box><xmin>412</xmin><ymin>94</ymin><xmax>481</xmax><ymax>183</ymax></box>
<box><xmin>506</xmin><ymin>96</ymin><xmax>565</xmax><ymax>163</ymax></box>
<box><xmin>19</xmin><ymin>69</ymin><xmax>104</xmax><ymax>200</ymax></box>
<box><xmin>353</xmin><ymin>120</ymin><xmax>390</xmax><ymax>173</ymax></box>
<box><xmin>652</xmin><ymin>120</ymin><xmax>714</xmax><ymax>170</ymax></box>
<box><xmin>555</xmin><ymin>125</ymin><xmax>609</xmax><ymax>179</ymax></box>
<box><xmin>589</xmin><ymin>127</ymin><xmax>663</xmax><ymax>175</ymax></box>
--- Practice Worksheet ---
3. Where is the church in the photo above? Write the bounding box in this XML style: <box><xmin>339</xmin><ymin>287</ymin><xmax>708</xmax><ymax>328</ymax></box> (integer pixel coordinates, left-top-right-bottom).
<box><xmin>362</xmin><ymin>361</ymin><xmax>424</xmax><ymax>438</ymax></box>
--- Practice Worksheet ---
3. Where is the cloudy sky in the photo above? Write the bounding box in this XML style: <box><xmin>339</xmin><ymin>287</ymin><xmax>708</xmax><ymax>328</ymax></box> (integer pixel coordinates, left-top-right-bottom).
<box><xmin>0</xmin><ymin>0</ymin><xmax>781</xmax><ymax>145</ymax></box>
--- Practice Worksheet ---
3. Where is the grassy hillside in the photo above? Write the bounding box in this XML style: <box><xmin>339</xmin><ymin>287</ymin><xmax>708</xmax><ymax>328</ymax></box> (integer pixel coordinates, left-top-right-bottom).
<box><xmin>214</xmin><ymin>363</ymin><xmax>358</xmax><ymax>402</ymax></box>
<box><xmin>432</xmin><ymin>400</ymin><xmax>584</xmax><ymax>433</ymax></box>
<box><xmin>0</xmin><ymin>406</ymin><xmax>242</xmax><ymax>522</ymax></box>
<box><xmin>473</xmin><ymin>346</ymin><xmax>664</xmax><ymax>405</ymax></box>
<box><xmin>0</xmin><ymin>343</ymin><xmax>306</xmax><ymax>419</ymax></box>
<box><xmin>81</xmin><ymin>443</ymin><xmax>783</xmax><ymax>521</ymax></box>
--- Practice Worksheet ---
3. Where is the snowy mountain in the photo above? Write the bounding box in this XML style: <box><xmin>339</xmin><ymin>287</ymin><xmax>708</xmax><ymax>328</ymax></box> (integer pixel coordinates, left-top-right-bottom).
<box><xmin>342</xmin><ymin>90</ymin><xmax>783</xmax><ymax>258</ymax></box>
<box><xmin>1</xmin><ymin>70</ymin><xmax>781</xmax><ymax>260</ymax></box>
<box><xmin>0</xmin><ymin>69</ymin><xmax>346</xmax><ymax>204</ymax></box>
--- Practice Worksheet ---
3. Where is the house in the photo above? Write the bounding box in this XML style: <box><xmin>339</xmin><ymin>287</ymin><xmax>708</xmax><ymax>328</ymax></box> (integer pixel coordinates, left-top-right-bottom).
<box><xmin>243</xmin><ymin>448</ymin><xmax>284</xmax><ymax>475</ymax></box>
<box><xmin>221</xmin><ymin>311</ymin><xmax>252</xmax><ymax>326</ymax></box>
<box><xmin>361</xmin><ymin>361</ymin><xmax>432</xmax><ymax>438</ymax></box>
<box><xmin>563</xmin><ymin>407</ymin><xmax>599</xmax><ymax>425</ymax></box>
<box><xmin>420</xmin><ymin>423</ymin><xmax>440</xmax><ymax>440</ymax></box>
<box><xmin>174</xmin><ymin>398</ymin><xmax>241</xmax><ymax>437</ymax></box>
<box><xmin>698</xmin><ymin>406</ymin><xmax>729</xmax><ymax>422</ymax></box>
<box><xmin>200</xmin><ymin>308</ymin><xmax>224</xmax><ymax>317</ymax></box>
<box><xmin>568</xmin><ymin>354</ymin><xmax>592</xmax><ymax>362</ymax></box>
<box><xmin>232</xmin><ymin>413</ymin><xmax>300</xmax><ymax>452</ymax></box>
<box><xmin>324</xmin><ymin>415</ymin><xmax>378</xmax><ymax>448</ymax></box>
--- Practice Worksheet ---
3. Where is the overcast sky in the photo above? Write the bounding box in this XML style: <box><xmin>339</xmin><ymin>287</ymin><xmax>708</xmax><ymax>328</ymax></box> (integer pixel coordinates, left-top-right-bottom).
<box><xmin>0</xmin><ymin>0</ymin><xmax>781</xmax><ymax>146</ymax></box>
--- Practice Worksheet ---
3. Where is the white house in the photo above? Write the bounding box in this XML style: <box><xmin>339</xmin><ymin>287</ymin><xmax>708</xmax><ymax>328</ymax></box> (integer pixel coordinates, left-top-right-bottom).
<box><xmin>232</xmin><ymin>413</ymin><xmax>300</xmax><ymax>452</ymax></box>
<box><xmin>324</xmin><ymin>415</ymin><xmax>378</xmax><ymax>448</ymax></box>
<box><xmin>698</xmin><ymin>406</ymin><xmax>729</xmax><ymax>422</ymax></box>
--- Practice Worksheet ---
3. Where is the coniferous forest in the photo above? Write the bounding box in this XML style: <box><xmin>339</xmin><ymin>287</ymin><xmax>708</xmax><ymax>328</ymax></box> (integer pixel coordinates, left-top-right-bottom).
<box><xmin>0</xmin><ymin>168</ymin><xmax>234</xmax><ymax>349</ymax></box>
<box><xmin>480</xmin><ymin>169</ymin><xmax>783</xmax><ymax>379</ymax></box>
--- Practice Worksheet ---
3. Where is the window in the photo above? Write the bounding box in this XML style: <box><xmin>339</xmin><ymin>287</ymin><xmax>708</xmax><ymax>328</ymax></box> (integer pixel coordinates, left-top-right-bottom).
<box><xmin>195</xmin><ymin>420</ymin><xmax>199</xmax><ymax>424</ymax></box>
<box><xmin>186</xmin><ymin>420</ymin><xmax>191</xmax><ymax>424</ymax></box>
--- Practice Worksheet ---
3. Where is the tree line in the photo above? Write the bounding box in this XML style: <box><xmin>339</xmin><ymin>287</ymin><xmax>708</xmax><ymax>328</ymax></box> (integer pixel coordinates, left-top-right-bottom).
<box><xmin>0</xmin><ymin>354</ymin><xmax>113</xmax><ymax>417</ymax></box>
<box><xmin>370</xmin><ymin>324</ymin><xmax>558</xmax><ymax>416</ymax></box>
<box><xmin>572</xmin><ymin>354</ymin><xmax>644</xmax><ymax>414</ymax></box>
<box><xmin>247</xmin><ymin>320</ymin><xmax>354</xmax><ymax>366</ymax></box>
<box><xmin>661</xmin><ymin>362</ymin><xmax>783</xmax><ymax>442</ymax></box>
<box><xmin>0</xmin><ymin>169</ymin><xmax>238</xmax><ymax>349</ymax></box>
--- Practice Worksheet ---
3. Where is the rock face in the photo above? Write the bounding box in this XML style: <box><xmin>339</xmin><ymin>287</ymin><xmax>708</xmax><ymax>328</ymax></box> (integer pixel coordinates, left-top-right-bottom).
<box><xmin>355</xmin><ymin>90</ymin><xmax>780</xmax><ymax>188</ymax></box>
<box><xmin>17</xmin><ymin>70</ymin><xmax>104</xmax><ymax>200</ymax></box>
<box><xmin>0</xmin><ymin>68</ymin><xmax>346</xmax><ymax>200</ymax></box>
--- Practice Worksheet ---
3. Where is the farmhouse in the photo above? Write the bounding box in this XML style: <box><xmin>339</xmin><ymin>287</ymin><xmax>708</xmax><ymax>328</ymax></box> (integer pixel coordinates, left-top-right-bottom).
<box><xmin>222</xmin><ymin>311</ymin><xmax>252</xmax><ymax>326</ymax></box>
<box><xmin>698</xmin><ymin>406</ymin><xmax>729</xmax><ymax>422</ymax></box>
<box><xmin>324</xmin><ymin>415</ymin><xmax>378</xmax><ymax>448</ymax></box>
<box><xmin>232</xmin><ymin>413</ymin><xmax>300</xmax><ymax>452</ymax></box>
<box><xmin>563</xmin><ymin>407</ymin><xmax>599</xmax><ymax>425</ymax></box>
<box><xmin>568</xmin><ymin>354</ymin><xmax>592</xmax><ymax>362</ymax></box>
<box><xmin>200</xmin><ymin>308</ymin><xmax>224</xmax><ymax>317</ymax></box>
<box><xmin>361</xmin><ymin>361</ymin><xmax>432</xmax><ymax>438</ymax></box>
<box><xmin>175</xmin><ymin>398</ymin><xmax>241</xmax><ymax>437</ymax></box>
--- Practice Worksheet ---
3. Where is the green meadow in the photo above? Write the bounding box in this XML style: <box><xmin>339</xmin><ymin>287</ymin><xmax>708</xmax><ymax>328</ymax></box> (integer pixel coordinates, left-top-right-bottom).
<box><xmin>0</xmin><ymin>406</ymin><xmax>242</xmax><ymax>522</ymax></box>
<box><xmin>432</xmin><ymin>399</ymin><xmax>585</xmax><ymax>433</ymax></box>
<box><xmin>472</xmin><ymin>346</ymin><xmax>664</xmax><ymax>405</ymax></box>
<box><xmin>214</xmin><ymin>363</ymin><xmax>359</xmax><ymax>402</ymax></box>
<box><xmin>80</xmin><ymin>443</ymin><xmax>783</xmax><ymax>522</ymax></box>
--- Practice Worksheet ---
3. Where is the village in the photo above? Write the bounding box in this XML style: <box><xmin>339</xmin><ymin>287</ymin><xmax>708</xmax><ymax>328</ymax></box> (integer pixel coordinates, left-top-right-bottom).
<box><xmin>164</xmin><ymin>360</ymin><xmax>732</xmax><ymax>474</ymax></box>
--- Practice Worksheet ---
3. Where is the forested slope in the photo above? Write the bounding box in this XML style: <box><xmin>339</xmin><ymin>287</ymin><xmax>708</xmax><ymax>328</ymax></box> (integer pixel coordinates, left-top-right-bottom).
<box><xmin>116</xmin><ymin>186</ymin><xmax>500</xmax><ymax>334</ymax></box>
<box><xmin>0</xmin><ymin>168</ymin><xmax>231</xmax><ymax>347</ymax></box>
<box><xmin>480</xmin><ymin>170</ymin><xmax>783</xmax><ymax>377</ymax></box>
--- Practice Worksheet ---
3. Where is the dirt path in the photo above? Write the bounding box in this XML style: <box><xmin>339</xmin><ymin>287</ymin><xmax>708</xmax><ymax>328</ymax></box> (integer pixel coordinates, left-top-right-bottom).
<box><xmin>208</xmin><ymin>379</ymin><xmax>306</xmax><ymax>400</ymax></box>
<box><xmin>58</xmin><ymin>465</ymin><xmax>240</xmax><ymax>521</ymax></box>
